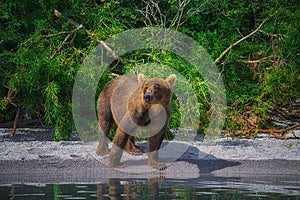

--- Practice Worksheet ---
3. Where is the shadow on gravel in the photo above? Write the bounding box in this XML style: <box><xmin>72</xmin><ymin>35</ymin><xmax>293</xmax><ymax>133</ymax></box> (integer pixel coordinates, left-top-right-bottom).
<box><xmin>185</xmin><ymin>159</ymin><xmax>241</xmax><ymax>173</ymax></box>
<box><xmin>123</xmin><ymin>142</ymin><xmax>241</xmax><ymax>174</ymax></box>
<box><xmin>177</xmin><ymin>146</ymin><xmax>241</xmax><ymax>173</ymax></box>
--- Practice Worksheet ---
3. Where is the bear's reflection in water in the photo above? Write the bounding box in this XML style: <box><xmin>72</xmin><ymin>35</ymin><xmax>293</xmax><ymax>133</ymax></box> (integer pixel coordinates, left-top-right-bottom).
<box><xmin>96</xmin><ymin>177</ymin><xmax>163</xmax><ymax>199</ymax></box>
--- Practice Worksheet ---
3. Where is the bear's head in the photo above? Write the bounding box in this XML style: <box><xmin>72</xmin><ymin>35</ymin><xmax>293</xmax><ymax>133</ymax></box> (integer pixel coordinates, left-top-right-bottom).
<box><xmin>138</xmin><ymin>74</ymin><xmax>176</xmax><ymax>105</ymax></box>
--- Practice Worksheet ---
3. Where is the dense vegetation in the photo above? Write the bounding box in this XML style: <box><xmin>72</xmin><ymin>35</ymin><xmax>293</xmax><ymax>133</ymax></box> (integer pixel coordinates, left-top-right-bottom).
<box><xmin>1</xmin><ymin>0</ymin><xmax>299</xmax><ymax>140</ymax></box>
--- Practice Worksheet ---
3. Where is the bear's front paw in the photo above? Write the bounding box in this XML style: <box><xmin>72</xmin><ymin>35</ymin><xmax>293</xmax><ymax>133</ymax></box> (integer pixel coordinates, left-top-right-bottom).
<box><xmin>96</xmin><ymin>145</ymin><xmax>109</xmax><ymax>156</ymax></box>
<box><xmin>149</xmin><ymin>160</ymin><xmax>167</xmax><ymax>171</ymax></box>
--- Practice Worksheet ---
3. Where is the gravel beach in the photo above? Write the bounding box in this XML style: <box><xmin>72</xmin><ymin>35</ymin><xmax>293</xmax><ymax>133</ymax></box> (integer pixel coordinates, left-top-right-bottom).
<box><xmin>0</xmin><ymin>128</ymin><xmax>299</xmax><ymax>186</ymax></box>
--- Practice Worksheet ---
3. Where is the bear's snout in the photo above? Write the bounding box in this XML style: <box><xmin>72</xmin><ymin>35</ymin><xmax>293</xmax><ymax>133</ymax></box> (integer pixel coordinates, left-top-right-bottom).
<box><xmin>143</xmin><ymin>86</ymin><xmax>155</xmax><ymax>103</ymax></box>
<box><xmin>144</xmin><ymin>93</ymin><xmax>154</xmax><ymax>103</ymax></box>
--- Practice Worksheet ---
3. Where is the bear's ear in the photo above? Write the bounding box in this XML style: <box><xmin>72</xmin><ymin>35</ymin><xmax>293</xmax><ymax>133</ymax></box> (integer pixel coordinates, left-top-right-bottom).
<box><xmin>166</xmin><ymin>74</ymin><xmax>176</xmax><ymax>88</ymax></box>
<box><xmin>138</xmin><ymin>73</ymin><xmax>147</xmax><ymax>85</ymax></box>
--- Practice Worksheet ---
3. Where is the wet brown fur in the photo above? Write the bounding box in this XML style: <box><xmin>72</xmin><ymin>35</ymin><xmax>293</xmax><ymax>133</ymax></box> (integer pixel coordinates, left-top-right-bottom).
<box><xmin>96</xmin><ymin>74</ymin><xmax>176</xmax><ymax>170</ymax></box>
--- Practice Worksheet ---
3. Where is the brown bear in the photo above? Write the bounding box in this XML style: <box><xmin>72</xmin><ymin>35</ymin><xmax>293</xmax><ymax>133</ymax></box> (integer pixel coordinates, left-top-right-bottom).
<box><xmin>96</xmin><ymin>73</ymin><xmax>176</xmax><ymax>170</ymax></box>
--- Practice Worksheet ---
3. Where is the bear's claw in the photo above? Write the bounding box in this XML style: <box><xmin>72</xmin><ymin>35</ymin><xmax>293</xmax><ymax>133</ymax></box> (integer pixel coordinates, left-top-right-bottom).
<box><xmin>149</xmin><ymin>160</ymin><xmax>167</xmax><ymax>171</ymax></box>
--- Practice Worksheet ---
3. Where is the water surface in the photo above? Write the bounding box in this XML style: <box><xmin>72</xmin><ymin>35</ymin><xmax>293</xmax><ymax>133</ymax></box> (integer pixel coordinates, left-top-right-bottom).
<box><xmin>1</xmin><ymin>176</ymin><xmax>299</xmax><ymax>200</ymax></box>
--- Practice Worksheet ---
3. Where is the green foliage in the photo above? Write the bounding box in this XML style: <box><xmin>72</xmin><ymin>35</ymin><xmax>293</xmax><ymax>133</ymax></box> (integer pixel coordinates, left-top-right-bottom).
<box><xmin>0</xmin><ymin>0</ymin><xmax>299</xmax><ymax>140</ymax></box>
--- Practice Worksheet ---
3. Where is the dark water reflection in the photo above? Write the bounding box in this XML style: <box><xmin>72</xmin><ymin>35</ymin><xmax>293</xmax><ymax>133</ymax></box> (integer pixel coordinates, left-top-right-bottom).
<box><xmin>1</xmin><ymin>177</ymin><xmax>299</xmax><ymax>200</ymax></box>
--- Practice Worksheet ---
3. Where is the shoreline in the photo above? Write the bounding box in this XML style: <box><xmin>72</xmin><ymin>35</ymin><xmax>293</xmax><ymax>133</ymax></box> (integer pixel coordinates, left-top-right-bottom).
<box><xmin>0</xmin><ymin>128</ymin><xmax>299</xmax><ymax>185</ymax></box>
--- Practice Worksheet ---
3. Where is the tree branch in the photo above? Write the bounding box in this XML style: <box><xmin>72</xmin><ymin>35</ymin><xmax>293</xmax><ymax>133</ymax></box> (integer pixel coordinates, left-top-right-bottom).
<box><xmin>138</xmin><ymin>0</ymin><xmax>198</xmax><ymax>30</ymax></box>
<box><xmin>215</xmin><ymin>17</ymin><xmax>270</xmax><ymax>64</ymax></box>
<box><xmin>50</xmin><ymin>33</ymin><xmax>71</xmax><ymax>60</ymax></box>
<box><xmin>43</xmin><ymin>31</ymin><xmax>72</xmax><ymax>38</ymax></box>
<box><xmin>53</xmin><ymin>9</ymin><xmax>120</xmax><ymax>60</ymax></box>
<box><xmin>11</xmin><ymin>104</ymin><xmax>21</xmax><ymax>137</ymax></box>
<box><xmin>221</xmin><ymin>56</ymin><xmax>276</xmax><ymax>65</ymax></box>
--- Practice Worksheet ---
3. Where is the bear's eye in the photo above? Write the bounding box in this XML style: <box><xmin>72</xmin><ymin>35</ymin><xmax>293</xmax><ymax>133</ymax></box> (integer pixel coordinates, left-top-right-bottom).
<box><xmin>154</xmin><ymin>85</ymin><xmax>160</xmax><ymax>91</ymax></box>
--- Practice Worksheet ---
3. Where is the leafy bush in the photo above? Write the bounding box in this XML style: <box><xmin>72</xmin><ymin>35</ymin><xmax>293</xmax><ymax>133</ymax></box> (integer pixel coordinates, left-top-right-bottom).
<box><xmin>1</xmin><ymin>0</ymin><xmax>299</xmax><ymax>140</ymax></box>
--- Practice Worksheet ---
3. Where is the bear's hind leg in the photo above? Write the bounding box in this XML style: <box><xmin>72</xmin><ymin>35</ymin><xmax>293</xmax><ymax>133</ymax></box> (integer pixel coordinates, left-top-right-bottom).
<box><xmin>96</xmin><ymin>117</ymin><xmax>114</xmax><ymax>156</ymax></box>
<box><xmin>124</xmin><ymin>136</ymin><xmax>144</xmax><ymax>155</ymax></box>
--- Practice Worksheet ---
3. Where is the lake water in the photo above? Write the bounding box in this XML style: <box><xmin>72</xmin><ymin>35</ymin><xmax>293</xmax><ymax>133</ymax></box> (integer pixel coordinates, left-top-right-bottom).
<box><xmin>1</xmin><ymin>177</ymin><xmax>299</xmax><ymax>200</ymax></box>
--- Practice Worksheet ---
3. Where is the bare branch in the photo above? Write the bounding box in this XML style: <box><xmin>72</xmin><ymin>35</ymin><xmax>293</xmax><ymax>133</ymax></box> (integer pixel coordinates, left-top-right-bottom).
<box><xmin>43</xmin><ymin>25</ymin><xmax>81</xmax><ymax>39</ymax></box>
<box><xmin>186</xmin><ymin>4</ymin><xmax>205</xmax><ymax>17</ymax></box>
<box><xmin>236</xmin><ymin>58</ymin><xmax>273</xmax><ymax>64</ymax></box>
<box><xmin>170</xmin><ymin>0</ymin><xmax>191</xmax><ymax>30</ymax></box>
<box><xmin>214</xmin><ymin>17</ymin><xmax>270</xmax><ymax>64</ymax></box>
<box><xmin>54</xmin><ymin>10</ymin><xmax>88</xmax><ymax>34</ymax></box>
<box><xmin>53</xmin><ymin>9</ymin><xmax>120</xmax><ymax>60</ymax></box>
<box><xmin>99</xmin><ymin>40</ymin><xmax>120</xmax><ymax>59</ymax></box>
<box><xmin>151</xmin><ymin>0</ymin><xmax>166</xmax><ymax>27</ymax></box>
<box><xmin>50</xmin><ymin>33</ymin><xmax>71</xmax><ymax>60</ymax></box>
<box><xmin>138</xmin><ymin>0</ymin><xmax>161</xmax><ymax>27</ymax></box>
<box><xmin>221</xmin><ymin>56</ymin><xmax>275</xmax><ymax>65</ymax></box>
<box><xmin>138</xmin><ymin>0</ymin><xmax>202</xmax><ymax>30</ymax></box>
<box><xmin>11</xmin><ymin>104</ymin><xmax>21</xmax><ymax>137</ymax></box>
<box><xmin>43</xmin><ymin>31</ymin><xmax>71</xmax><ymax>38</ymax></box>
